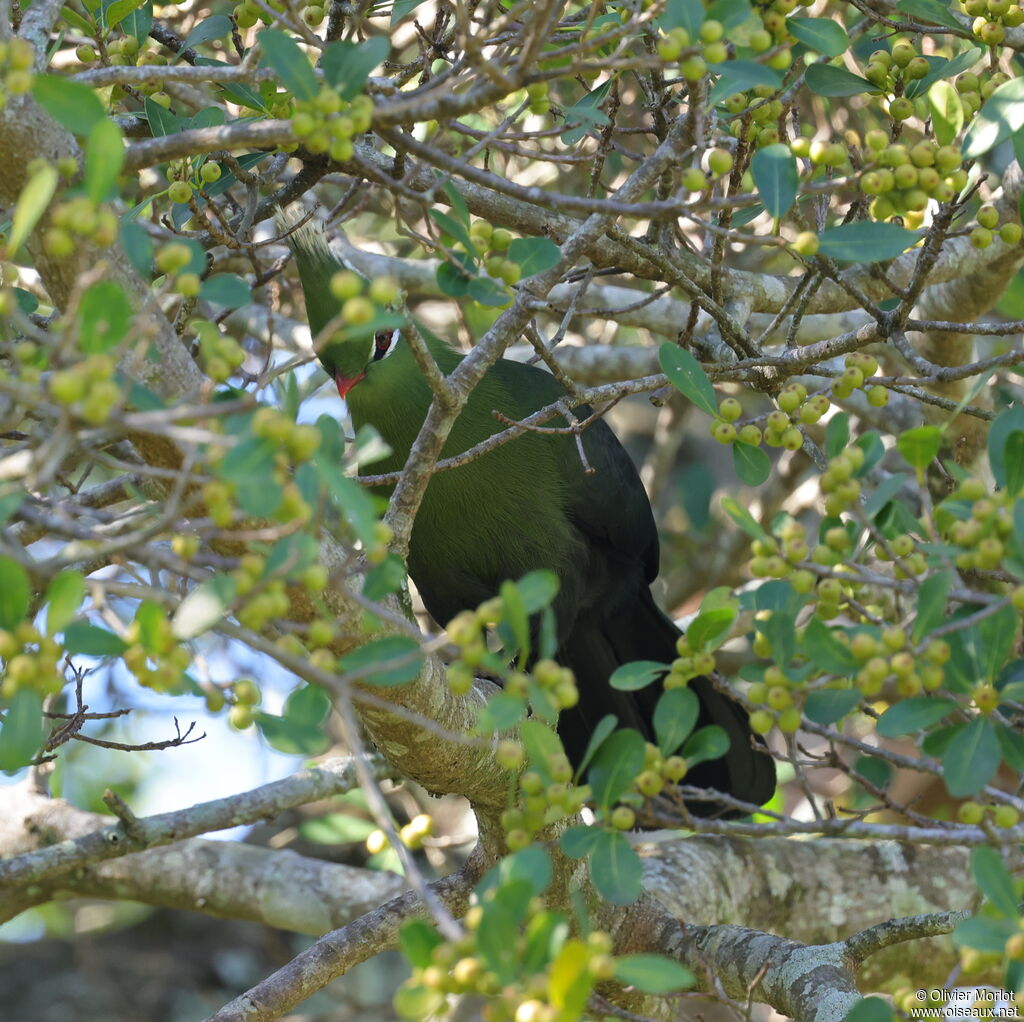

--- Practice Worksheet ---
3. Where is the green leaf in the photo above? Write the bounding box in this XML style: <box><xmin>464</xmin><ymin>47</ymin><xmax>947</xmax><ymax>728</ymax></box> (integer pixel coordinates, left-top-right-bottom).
<box><xmin>259</xmin><ymin>28</ymin><xmax>318</xmax><ymax>102</ymax></box>
<box><xmin>0</xmin><ymin>487</ymin><xmax>24</xmax><ymax>528</ymax></box>
<box><xmin>896</xmin><ymin>0</ymin><xmax>963</xmax><ymax>29</ymax></box>
<box><xmin>172</xmin><ymin>575</ymin><xmax>237</xmax><ymax>639</ymax></box>
<box><xmin>707</xmin><ymin>60</ymin><xmax>782</xmax><ymax>103</ymax></box>
<box><xmin>122</xmin><ymin>0</ymin><xmax>153</xmax><ymax>42</ymax></box>
<box><xmin>588</xmin><ymin>729</ymin><xmax>646</xmax><ymax>810</ymax></box>
<box><xmin>254</xmin><ymin>707</ymin><xmax>330</xmax><ymax>755</ymax></box>
<box><xmin>299</xmin><ymin>812</ymin><xmax>376</xmax><ymax>844</ymax></box>
<box><xmin>392</xmin><ymin>0</ymin><xmax>425</xmax><ymax>24</ymax></box>
<box><xmin>400</xmin><ymin>920</ymin><xmax>443</xmax><ymax>968</ymax></box>
<box><xmin>31</xmin><ymin>76</ymin><xmax>106</xmax><ymax>135</ymax></box>
<box><xmin>45</xmin><ymin>571</ymin><xmax>86</xmax><ymax>635</ymax></box>
<box><xmin>120</xmin><ymin>219</ymin><xmax>154</xmax><ymax>275</ymax></box>
<box><xmin>84</xmin><ymin>116</ymin><xmax>124</xmax><ymax>205</ymax></box>
<box><xmin>988</xmin><ymin>407</ymin><xmax>1024</xmax><ymax>492</ymax></box>
<box><xmin>801</xmin><ymin>618</ymin><xmax>857</xmax><ymax>676</ymax></box>
<box><xmin>978</xmin><ymin>603</ymin><xmax>1018</xmax><ymax>682</ymax></box>
<box><xmin>144</xmin><ymin>96</ymin><xmax>185</xmax><ymax>138</ymax></box>
<box><xmin>804</xmin><ymin>64</ymin><xmax>873</xmax><ymax>97</ymax></box>
<box><xmin>0</xmin><ymin>557</ymin><xmax>30</xmax><ymax>629</ymax></box>
<box><xmin>507</xmin><ymin>237</ymin><xmax>562</xmax><ymax>276</ymax></box>
<box><xmin>653</xmin><ymin>687</ymin><xmax>698</xmax><ymax>756</ymax></box>
<box><xmin>437</xmin><ymin>260</ymin><xmax>472</xmax><ymax>297</ymax></box>
<box><xmin>476</xmin><ymin>691</ymin><xmax>526</xmax><ymax>733</ymax></box>
<box><xmin>79</xmin><ymin>280</ymin><xmax>133</xmax><ymax>354</ymax></box>
<box><xmin>340</xmin><ymin>636</ymin><xmax>423</xmax><ymax>686</ymax></box>
<box><xmin>876</xmin><ymin>697</ymin><xmax>956</xmax><ymax>737</ymax></box>
<box><xmin>363</xmin><ymin>555</ymin><xmax>406</xmax><ymax>600</ymax></box>
<box><xmin>63</xmin><ymin>621</ymin><xmax>128</xmax><ymax>656</ymax></box>
<box><xmin>573</xmin><ymin>714</ymin><xmax>618</xmax><ymax>777</ymax></box>
<box><xmin>732</xmin><ymin>439</ymin><xmax>771</xmax><ymax>485</ymax></box>
<box><xmin>321</xmin><ymin>36</ymin><xmax>390</xmax><ymax>100</ymax></box>
<box><xmin>0</xmin><ymin>690</ymin><xmax>46</xmax><ymax>773</ymax></box>
<box><xmin>971</xmin><ymin>846</ymin><xmax>1019</xmax><ymax>919</ymax></box>
<box><xmin>613</xmin><ymin>954</ymin><xmax>694</xmax><ymax>994</ymax></box>
<box><xmin>953</xmin><ymin>915</ymin><xmax>1017</xmax><ymax>954</ymax></box>
<box><xmin>609</xmin><ymin>660</ymin><xmax>665</xmax><ymax>691</ymax></box>
<box><xmin>963</xmin><ymin>76</ymin><xmax>1024</xmax><ymax>160</ymax></box>
<box><xmin>898</xmin><ymin>425</ymin><xmax>943</xmax><ymax>471</ymax></box>
<box><xmin>912</xmin><ymin>569</ymin><xmax>953</xmax><ymax>643</ymax></box>
<box><xmin>750</xmin><ymin>144</ymin><xmax>798</xmax><ymax>219</ymax></box>
<box><xmin>864</xmin><ymin>472</ymin><xmax>910</xmax><ymax>520</ymax></box>
<box><xmin>804</xmin><ymin>689</ymin><xmax>860</xmax><ymax>725</ymax></box>
<box><xmin>928</xmin><ymin>80</ymin><xmax>964</xmax><ymax>147</ymax></box>
<box><xmin>786</xmin><ymin>17</ymin><xmax>849</xmax><ymax>56</ymax></box>
<box><xmin>658</xmin><ymin>344</ymin><xmax>717</xmax><ymax>416</ymax></box>
<box><xmin>430</xmin><ymin>208</ymin><xmax>476</xmax><ymax>254</ymax></box>
<box><xmin>560</xmin><ymin>823</ymin><xmax>603</xmax><ymax>858</ymax></box>
<box><xmin>467</xmin><ymin>276</ymin><xmax>512</xmax><ymax>308</ymax></box>
<box><xmin>104</xmin><ymin>0</ymin><xmax>144</xmax><ymax>28</ymax></box>
<box><xmin>943</xmin><ymin>717</ymin><xmax>1000</xmax><ymax>797</ymax></box>
<box><xmin>660</xmin><ymin>0</ymin><xmax>704</xmax><ymax>36</ymax></box>
<box><xmin>181</xmin><ymin>14</ymin><xmax>232</xmax><ymax>51</ymax></box>
<box><xmin>686</xmin><ymin>606</ymin><xmax>736</xmax><ymax>652</ymax></box>
<box><xmin>720</xmin><ymin>496</ymin><xmax>768</xmax><ymax>541</ymax></box>
<box><xmin>589</xmin><ymin>830</ymin><xmax>643</xmax><ymax>905</ymax></box>
<box><xmin>200</xmin><ymin>273</ymin><xmax>251</xmax><ymax>309</ymax></box>
<box><xmin>284</xmin><ymin>682</ymin><xmax>331</xmax><ymax>727</ymax></box>
<box><xmin>8</xmin><ymin>163</ymin><xmax>58</xmax><ymax>256</ymax></box>
<box><xmin>219</xmin><ymin>436</ymin><xmax>282</xmax><ymax>516</ymax></box>
<box><xmin>825</xmin><ymin>412</ymin><xmax>849</xmax><ymax>459</ymax></box>
<box><xmin>817</xmin><ymin>222</ymin><xmax>920</xmax><ymax>263</ymax></box>
<box><xmin>515</xmin><ymin>571</ymin><xmax>560</xmax><ymax>613</ymax></box>
<box><xmin>845</xmin><ymin>997</ymin><xmax>895</xmax><ymax>1022</ymax></box>
<box><xmin>682</xmin><ymin>724</ymin><xmax>730</xmax><ymax>766</ymax></box>
<box><xmin>548</xmin><ymin>938</ymin><xmax>593</xmax><ymax>1015</ymax></box>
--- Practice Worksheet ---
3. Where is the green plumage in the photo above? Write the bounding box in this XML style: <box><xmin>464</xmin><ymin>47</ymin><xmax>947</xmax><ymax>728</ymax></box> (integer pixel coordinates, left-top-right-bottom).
<box><xmin>287</xmin><ymin>218</ymin><xmax>775</xmax><ymax>814</ymax></box>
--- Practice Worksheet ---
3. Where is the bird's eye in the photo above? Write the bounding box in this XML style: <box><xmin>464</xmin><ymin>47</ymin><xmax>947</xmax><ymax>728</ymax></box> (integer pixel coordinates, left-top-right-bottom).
<box><xmin>370</xmin><ymin>329</ymin><xmax>400</xmax><ymax>362</ymax></box>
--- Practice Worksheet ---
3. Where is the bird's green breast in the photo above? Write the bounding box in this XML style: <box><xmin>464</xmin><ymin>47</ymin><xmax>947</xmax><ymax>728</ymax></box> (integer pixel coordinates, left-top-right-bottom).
<box><xmin>347</xmin><ymin>346</ymin><xmax>587</xmax><ymax>625</ymax></box>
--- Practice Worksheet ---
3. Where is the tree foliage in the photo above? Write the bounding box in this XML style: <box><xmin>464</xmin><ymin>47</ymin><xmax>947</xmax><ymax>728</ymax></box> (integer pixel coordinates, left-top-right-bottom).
<box><xmin>3</xmin><ymin>0</ymin><xmax>1024</xmax><ymax>1018</ymax></box>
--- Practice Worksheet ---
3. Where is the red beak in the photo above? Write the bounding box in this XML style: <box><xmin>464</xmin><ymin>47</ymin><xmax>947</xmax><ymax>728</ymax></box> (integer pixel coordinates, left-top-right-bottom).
<box><xmin>336</xmin><ymin>370</ymin><xmax>366</xmax><ymax>398</ymax></box>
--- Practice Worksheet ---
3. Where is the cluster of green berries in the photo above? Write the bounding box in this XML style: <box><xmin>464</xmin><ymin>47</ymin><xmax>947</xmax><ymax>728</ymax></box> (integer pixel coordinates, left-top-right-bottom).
<box><xmin>225</xmin><ymin>677</ymin><xmax>262</xmax><ymax>729</ymax></box>
<box><xmin>44</xmin><ymin>195</ymin><xmax>119</xmax><ymax>259</ymax></box>
<box><xmin>191</xmin><ymin>319</ymin><xmax>246</xmax><ymax>383</ymax></box>
<box><xmin>501</xmin><ymin>756</ymin><xmax>590</xmax><ymax>849</ymax></box>
<box><xmin>960</xmin><ymin>0</ymin><xmax>1024</xmax><ymax>45</ymax></box>
<box><xmin>943</xmin><ymin>477</ymin><xmax>1024</xmax><ymax>574</ymax></box>
<box><xmin>123</xmin><ymin>618</ymin><xmax>192</xmax><ymax>693</ymax></box>
<box><xmin>365</xmin><ymin>812</ymin><xmax>435</xmax><ymax>855</ymax></box>
<box><xmin>0</xmin><ymin>622</ymin><xmax>64</xmax><ymax>698</ymax></box>
<box><xmin>680</xmin><ymin>148</ymin><xmax>735</xmax><ymax>192</ymax></box>
<box><xmin>664</xmin><ymin>634</ymin><xmax>715</xmax><ymax>689</ymax></box>
<box><xmin>329</xmin><ymin>269</ymin><xmax>400</xmax><ymax>325</ymax></box>
<box><xmin>0</xmin><ymin>39</ymin><xmax>34</xmax><ymax>109</ymax></box>
<box><xmin>872</xmin><ymin>530</ymin><xmax>927</xmax><ymax>580</ymax></box>
<box><xmin>525</xmin><ymin>82</ymin><xmax>549</xmax><ymax>115</ymax></box>
<box><xmin>291</xmin><ymin>89</ymin><xmax>373</xmax><ymax>163</ymax></box>
<box><xmin>954</xmin><ymin>69</ymin><xmax>1010</xmax><ymax>121</ymax></box>
<box><xmin>843</xmin><ymin>629</ymin><xmax>949</xmax><ymax>698</ymax></box>
<box><xmin>862</xmin><ymin>40</ymin><xmax>930</xmax><ymax>104</ymax></box>
<box><xmin>394</xmin><ymin>916</ymin><xmax>615</xmax><ymax>1022</ymax></box>
<box><xmin>657</xmin><ymin>20</ymin><xmax>732</xmax><ymax>82</ymax></box>
<box><xmin>958</xmin><ymin>799</ymin><xmax>1021</xmax><ymax>828</ymax></box>
<box><xmin>970</xmin><ymin>202</ymin><xmax>1022</xmax><ymax>249</ymax></box>
<box><xmin>621</xmin><ymin>738</ymin><xmax>690</xmax><ymax>806</ymax></box>
<box><xmin>860</xmin><ymin>135</ymin><xmax>967</xmax><ymax>222</ymax></box>
<box><xmin>167</xmin><ymin>160</ymin><xmax>223</xmax><ymax>208</ymax></box>
<box><xmin>748</xmin><ymin>0</ymin><xmax>817</xmax><ymax>69</ymax></box>
<box><xmin>746</xmin><ymin>665</ymin><xmax>802</xmax><ymax>736</ymax></box>
<box><xmin>201</xmin><ymin>474</ymin><xmax>308</xmax><ymax>531</ymax></box>
<box><xmin>156</xmin><ymin>241</ymin><xmax>202</xmax><ymax>298</ymax></box>
<box><xmin>469</xmin><ymin>220</ymin><xmax>522</xmax><ymax>285</ymax></box>
<box><xmin>726</xmin><ymin>86</ymin><xmax>799</xmax><ymax>150</ymax></box>
<box><xmin>48</xmin><ymin>354</ymin><xmax>123</xmax><ymax>426</ymax></box>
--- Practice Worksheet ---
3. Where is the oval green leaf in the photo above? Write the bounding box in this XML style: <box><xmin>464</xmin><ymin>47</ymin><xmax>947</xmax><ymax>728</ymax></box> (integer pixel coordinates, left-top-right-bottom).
<box><xmin>817</xmin><ymin>221</ymin><xmax>919</xmax><ymax>263</ymax></box>
<box><xmin>0</xmin><ymin>557</ymin><xmax>30</xmax><ymax>629</ymax></box>
<box><xmin>658</xmin><ymin>344</ymin><xmax>717</xmax><ymax>416</ymax></box>
<box><xmin>787</xmin><ymin>17</ymin><xmax>849</xmax><ymax>57</ymax></box>
<box><xmin>750</xmin><ymin>143</ymin><xmax>799</xmax><ymax>219</ymax></box>
<box><xmin>963</xmin><ymin>77</ymin><xmax>1024</xmax><ymax>160</ymax></box>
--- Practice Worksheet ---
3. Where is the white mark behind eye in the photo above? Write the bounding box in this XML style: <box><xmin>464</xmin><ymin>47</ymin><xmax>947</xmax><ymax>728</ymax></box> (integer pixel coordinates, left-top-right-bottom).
<box><xmin>370</xmin><ymin>329</ymin><xmax>400</xmax><ymax>363</ymax></box>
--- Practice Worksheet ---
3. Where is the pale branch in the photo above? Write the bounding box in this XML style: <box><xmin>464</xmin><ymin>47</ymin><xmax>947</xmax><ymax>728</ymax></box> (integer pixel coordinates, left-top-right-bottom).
<box><xmin>203</xmin><ymin>855</ymin><xmax>484</xmax><ymax>1022</ymax></box>
<box><xmin>0</xmin><ymin>782</ymin><xmax>405</xmax><ymax>932</ymax></box>
<box><xmin>0</xmin><ymin>756</ymin><xmax>391</xmax><ymax>890</ymax></box>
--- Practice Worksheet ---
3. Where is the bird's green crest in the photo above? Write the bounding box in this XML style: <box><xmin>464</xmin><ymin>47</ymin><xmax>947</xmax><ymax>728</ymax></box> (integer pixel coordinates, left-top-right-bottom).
<box><xmin>277</xmin><ymin>209</ymin><xmax>372</xmax><ymax>382</ymax></box>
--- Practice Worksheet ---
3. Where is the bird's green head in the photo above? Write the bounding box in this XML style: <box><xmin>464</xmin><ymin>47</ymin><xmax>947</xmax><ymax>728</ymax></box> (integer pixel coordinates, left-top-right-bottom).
<box><xmin>321</xmin><ymin>327</ymin><xmax>403</xmax><ymax>398</ymax></box>
<box><xmin>279</xmin><ymin>209</ymin><xmax>403</xmax><ymax>398</ymax></box>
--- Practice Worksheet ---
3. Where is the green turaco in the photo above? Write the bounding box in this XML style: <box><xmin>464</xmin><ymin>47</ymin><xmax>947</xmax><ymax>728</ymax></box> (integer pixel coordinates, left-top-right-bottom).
<box><xmin>285</xmin><ymin>216</ymin><xmax>775</xmax><ymax>815</ymax></box>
